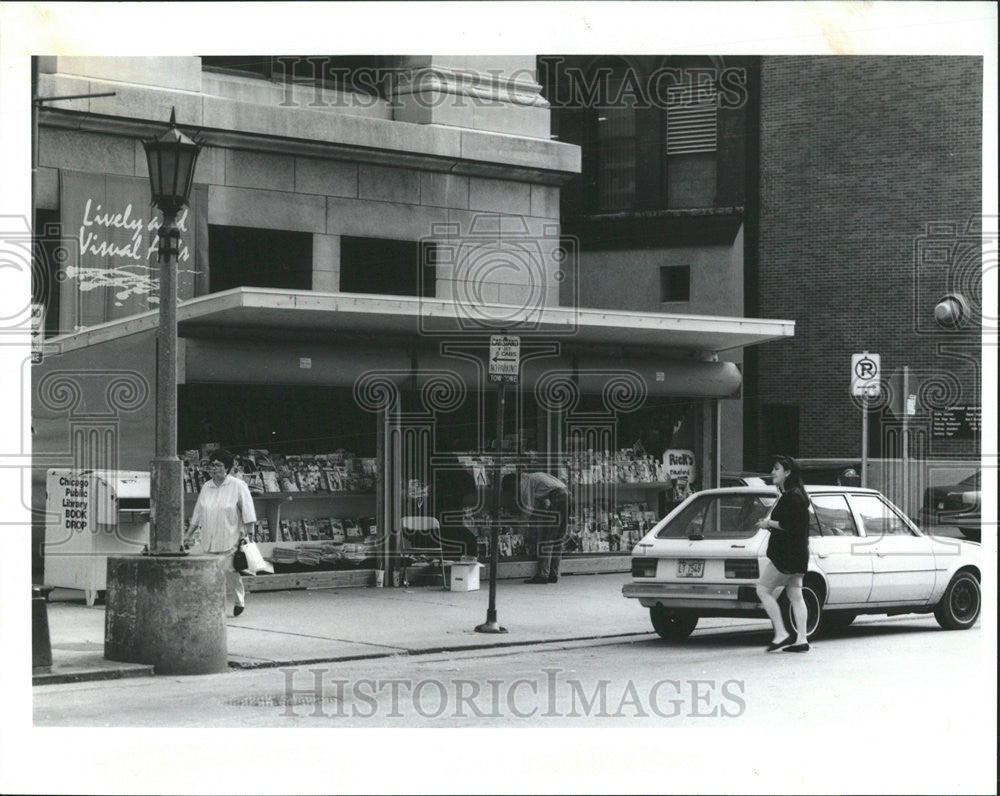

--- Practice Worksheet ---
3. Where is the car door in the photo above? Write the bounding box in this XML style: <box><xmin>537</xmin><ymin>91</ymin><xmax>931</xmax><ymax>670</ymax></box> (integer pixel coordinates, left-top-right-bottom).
<box><xmin>808</xmin><ymin>493</ymin><xmax>873</xmax><ymax>604</ymax></box>
<box><xmin>849</xmin><ymin>493</ymin><xmax>936</xmax><ymax>603</ymax></box>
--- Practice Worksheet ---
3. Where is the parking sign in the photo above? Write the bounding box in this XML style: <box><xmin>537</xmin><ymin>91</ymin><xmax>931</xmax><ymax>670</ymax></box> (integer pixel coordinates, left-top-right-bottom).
<box><xmin>851</xmin><ymin>352</ymin><xmax>880</xmax><ymax>397</ymax></box>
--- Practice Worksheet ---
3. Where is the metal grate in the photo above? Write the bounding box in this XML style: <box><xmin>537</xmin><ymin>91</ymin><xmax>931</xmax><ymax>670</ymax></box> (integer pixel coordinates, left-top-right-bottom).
<box><xmin>666</xmin><ymin>86</ymin><xmax>717</xmax><ymax>155</ymax></box>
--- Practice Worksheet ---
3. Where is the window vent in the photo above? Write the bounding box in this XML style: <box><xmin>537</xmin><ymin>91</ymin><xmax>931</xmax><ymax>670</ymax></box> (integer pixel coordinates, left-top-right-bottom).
<box><xmin>666</xmin><ymin>87</ymin><xmax>717</xmax><ymax>155</ymax></box>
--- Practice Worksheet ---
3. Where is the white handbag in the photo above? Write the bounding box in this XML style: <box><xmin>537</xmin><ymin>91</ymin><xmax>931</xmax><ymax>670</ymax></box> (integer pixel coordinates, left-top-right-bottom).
<box><xmin>237</xmin><ymin>538</ymin><xmax>272</xmax><ymax>575</ymax></box>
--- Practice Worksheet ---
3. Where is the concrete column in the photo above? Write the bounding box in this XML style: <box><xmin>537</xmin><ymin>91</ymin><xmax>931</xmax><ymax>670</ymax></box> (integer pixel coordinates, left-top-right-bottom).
<box><xmin>104</xmin><ymin>556</ymin><xmax>228</xmax><ymax>675</ymax></box>
<box><xmin>389</xmin><ymin>56</ymin><xmax>550</xmax><ymax>138</ymax></box>
<box><xmin>313</xmin><ymin>233</ymin><xmax>340</xmax><ymax>292</ymax></box>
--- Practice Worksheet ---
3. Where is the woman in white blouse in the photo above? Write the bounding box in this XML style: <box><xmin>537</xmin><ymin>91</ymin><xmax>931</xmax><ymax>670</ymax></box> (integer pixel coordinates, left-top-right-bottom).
<box><xmin>188</xmin><ymin>449</ymin><xmax>257</xmax><ymax>616</ymax></box>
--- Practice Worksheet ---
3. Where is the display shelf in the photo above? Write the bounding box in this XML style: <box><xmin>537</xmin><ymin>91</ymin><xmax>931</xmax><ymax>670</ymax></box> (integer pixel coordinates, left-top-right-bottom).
<box><xmin>185</xmin><ymin>486</ymin><xmax>377</xmax><ymax>546</ymax></box>
<box><xmin>571</xmin><ymin>481</ymin><xmax>672</xmax><ymax>490</ymax></box>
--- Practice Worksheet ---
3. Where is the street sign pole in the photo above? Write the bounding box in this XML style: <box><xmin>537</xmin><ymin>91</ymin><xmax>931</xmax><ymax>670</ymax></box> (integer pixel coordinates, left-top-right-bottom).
<box><xmin>476</xmin><ymin>379</ymin><xmax>507</xmax><ymax>634</ymax></box>
<box><xmin>477</xmin><ymin>335</ymin><xmax>519</xmax><ymax>634</ymax></box>
<box><xmin>902</xmin><ymin>364</ymin><xmax>909</xmax><ymax>508</ymax></box>
<box><xmin>861</xmin><ymin>391</ymin><xmax>869</xmax><ymax>489</ymax></box>
<box><xmin>852</xmin><ymin>351</ymin><xmax>880</xmax><ymax>490</ymax></box>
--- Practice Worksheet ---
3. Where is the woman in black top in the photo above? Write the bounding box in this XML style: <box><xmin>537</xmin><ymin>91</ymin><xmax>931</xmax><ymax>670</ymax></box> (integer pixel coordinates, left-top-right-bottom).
<box><xmin>755</xmin><ymin>455</ymin><xmax>812</xmax><ymax>653</ymax></box>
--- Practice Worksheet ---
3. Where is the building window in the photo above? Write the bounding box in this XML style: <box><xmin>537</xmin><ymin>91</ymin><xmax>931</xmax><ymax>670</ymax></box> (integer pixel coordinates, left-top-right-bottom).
<box><xmin>208</xmin><ymin>225</ymin><xmax>313</xmax><ymax>292</ymax></box>
<box><xmin>586</xmin><ymin>60</ymin><xmax>640</xmax><ymax>213</ymax></box>
<box><xmin>595</xmin><ymin>98</ymin><xmax>637</xmax><ymax>211</ymax></box>
<box><xmin>660</xmin><ymin>265</ymin><xmax>691</xmax><ymax>302</ymax></box>
<box><xmin>762</xmin><ymin>404</ymin><xmax>800</xmax><ymax>459</ymax></box>
<box><xmin>32</xmin><ymin>209</ymin><xmax>61</xmax><ymax>337</ymax></box>
<box><xmin>339</xmin><ymin>236</ymin><xmax>435</xmax><ymax>298</ymax></box>
<box><xmin>665</xmin><ymin>69</ymin><xmax>718</xmax><ymax>208</ymax></box>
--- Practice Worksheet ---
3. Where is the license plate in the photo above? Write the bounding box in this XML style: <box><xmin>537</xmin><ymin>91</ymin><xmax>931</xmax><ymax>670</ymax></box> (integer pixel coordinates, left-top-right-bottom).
<box><xmin>677</xmin><ymin>559</ymin><xmax>704</xmax><ymax>578</ymax></box>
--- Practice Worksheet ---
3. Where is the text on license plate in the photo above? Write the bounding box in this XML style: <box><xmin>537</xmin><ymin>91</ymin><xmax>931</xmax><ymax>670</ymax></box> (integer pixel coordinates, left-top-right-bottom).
<box><xmin>676</xmin><ymin>559</ymin><xmax>704</xmax><ymax>578</ymax></box>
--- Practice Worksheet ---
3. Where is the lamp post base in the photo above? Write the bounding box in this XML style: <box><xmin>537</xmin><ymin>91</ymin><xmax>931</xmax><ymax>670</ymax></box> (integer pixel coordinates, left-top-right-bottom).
<box><xmin>474</xmin><ymin>620</ymin><xmax>508</xmax><ymax>634</ymax></box>
<box><xmin>104</xmin><ymin>555</ymin><xmax>227</xmax><ymax>675</ymax></box>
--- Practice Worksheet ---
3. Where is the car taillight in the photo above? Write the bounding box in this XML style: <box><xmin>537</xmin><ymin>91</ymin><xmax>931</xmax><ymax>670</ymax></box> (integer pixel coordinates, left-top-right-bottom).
<box><xmin>631</xmin><ymin>558</ymin><xmax>658</xmax><ymax>578</ymax></box>
<box><xmin>725</xmin><ymin>559</ymin><xmax>759</xmax><ymax>579</ymax></box>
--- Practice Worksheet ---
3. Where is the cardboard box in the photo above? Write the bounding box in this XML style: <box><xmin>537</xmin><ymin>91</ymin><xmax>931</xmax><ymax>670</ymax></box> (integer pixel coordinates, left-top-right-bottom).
<box><xmin>449</xmin><ymin>562</ymin><xmax>484</xmax><ymax>592</ymax></box>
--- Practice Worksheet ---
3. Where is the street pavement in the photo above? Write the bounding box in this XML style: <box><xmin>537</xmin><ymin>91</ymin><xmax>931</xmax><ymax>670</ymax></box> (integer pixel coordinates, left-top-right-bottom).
<box><xmin>38</xmin><ymin>522</ymin><xmax>974</xmax><ymax>682</ymax></box>
<box><xmin>29</xmin><ymin>611</ymin><xmax>991</xmax><ymax>793</ymax></box>
<box><xmin>28</xmin><ymin>549</ymin><xmax>992</xmax><ymax>794</ymax></box>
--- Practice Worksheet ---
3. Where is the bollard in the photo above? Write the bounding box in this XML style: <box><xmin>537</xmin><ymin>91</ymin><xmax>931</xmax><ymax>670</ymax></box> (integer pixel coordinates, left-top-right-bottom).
<box><xmin>32</xmin><ymin>587</ymin><xmax>52</xmax><ymax>671</ymax></box>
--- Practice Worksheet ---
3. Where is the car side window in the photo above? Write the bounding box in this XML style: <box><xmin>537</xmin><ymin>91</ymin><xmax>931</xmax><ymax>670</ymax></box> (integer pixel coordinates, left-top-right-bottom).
<box><xmin>811</xmin><ymin>494</ymin><xmax>860</xmax><ymax>537</ymax></box>
<box><xmin>851</xmin><ymin>494</ymin><xmax>915</xmax><ymax>537</ymax></box>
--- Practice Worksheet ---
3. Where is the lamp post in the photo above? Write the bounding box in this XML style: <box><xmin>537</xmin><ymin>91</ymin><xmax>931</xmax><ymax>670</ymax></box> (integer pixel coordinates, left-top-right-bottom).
<box><xmin>142</xmin><ymin>108</ymin><xmax>201</xmax><ymax>554</ymax></box>
<box><xmin>105</xmin><ymin>110</ymin><xmax>226</xmax><ymax>675</ymax></box>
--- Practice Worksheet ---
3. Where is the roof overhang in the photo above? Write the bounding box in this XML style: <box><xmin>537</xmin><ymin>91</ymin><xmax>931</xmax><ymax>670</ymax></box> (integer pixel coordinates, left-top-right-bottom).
<box><xmin>44</xmin><ymin>288</ymin><xmax>794</xmax><ymax>355</ymax></box>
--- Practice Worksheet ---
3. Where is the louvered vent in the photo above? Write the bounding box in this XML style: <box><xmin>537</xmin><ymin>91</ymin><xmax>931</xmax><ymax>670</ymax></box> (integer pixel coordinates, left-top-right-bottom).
<box><xmin>666</xmin><ymin>86</ymin><xmax>717</xmax><ymax>155</ymax></box>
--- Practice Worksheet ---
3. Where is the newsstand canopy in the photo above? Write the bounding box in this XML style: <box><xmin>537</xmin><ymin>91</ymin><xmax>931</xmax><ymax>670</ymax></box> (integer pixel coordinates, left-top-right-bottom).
<box><xmin>41</xmin><ymin>288</ymin><xmax>794</xmax><ymax>397</ymax></box>
<box><xmin>51</xmin><ymin>287</ymin><xmax>793</xmax><ymax>352</ymax></box>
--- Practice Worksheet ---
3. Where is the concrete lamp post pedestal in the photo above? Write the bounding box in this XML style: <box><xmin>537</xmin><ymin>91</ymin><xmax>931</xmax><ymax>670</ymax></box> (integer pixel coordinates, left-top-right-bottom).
<box><xmin>104</xmin><ymin>556</ymin><xmax>228</xmax><ymax>675</ymax></box>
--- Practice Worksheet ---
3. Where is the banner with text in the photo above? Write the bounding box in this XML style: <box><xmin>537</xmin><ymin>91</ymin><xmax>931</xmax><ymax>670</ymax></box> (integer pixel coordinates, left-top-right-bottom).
<box><xmin>58</xmin><ymin>170</ymin><xmax>209</xmax><ymax>332</ymax></box>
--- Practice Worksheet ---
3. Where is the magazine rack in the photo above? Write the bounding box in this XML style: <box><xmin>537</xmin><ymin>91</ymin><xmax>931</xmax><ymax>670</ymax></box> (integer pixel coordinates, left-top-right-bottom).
<box><xmin>400</xmin><ymin>515</ymin><xmax>447</xmax><ymax>589</ymax></box>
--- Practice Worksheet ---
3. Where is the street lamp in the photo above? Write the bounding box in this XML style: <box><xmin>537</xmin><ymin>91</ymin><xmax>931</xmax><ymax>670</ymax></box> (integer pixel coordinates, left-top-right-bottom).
<box><xmin>104</xmin><ymin>111</ymin><xmax>225</xmax><ymax>675</ymax></box>
<box><xmin>143</xmin><ymin>108</ymin><xmax>201</xmax><ymax>554</ymax></box>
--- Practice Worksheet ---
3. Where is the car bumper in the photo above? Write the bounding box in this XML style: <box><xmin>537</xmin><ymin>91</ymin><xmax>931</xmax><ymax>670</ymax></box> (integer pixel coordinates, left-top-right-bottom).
<box><xmin>622</xmin><ymin>581</ymin><xmax>762</xmax><ymax>611</ymax></box>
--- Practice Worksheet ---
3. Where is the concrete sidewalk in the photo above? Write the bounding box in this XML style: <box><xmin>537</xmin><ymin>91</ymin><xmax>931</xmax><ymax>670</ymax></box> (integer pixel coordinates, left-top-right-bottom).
<box><xmin>35</xmin><ymin>572</ymin><xmax>771</xmax><ymax>684</ymax></box>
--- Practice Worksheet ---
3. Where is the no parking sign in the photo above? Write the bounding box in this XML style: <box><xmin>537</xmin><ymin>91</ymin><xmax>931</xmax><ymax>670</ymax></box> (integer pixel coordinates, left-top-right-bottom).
<box><xmin>851</xmin><ymin>352</ymin><xmax>881</xmax><ymax>398</ymax></box>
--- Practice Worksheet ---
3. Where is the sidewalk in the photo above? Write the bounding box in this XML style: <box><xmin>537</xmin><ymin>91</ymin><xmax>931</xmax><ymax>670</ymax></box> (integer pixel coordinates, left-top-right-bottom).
<box><xmin>35</xmin><ymin>572</ymin><xmax>771</xmax><ymax>684</ymax></box>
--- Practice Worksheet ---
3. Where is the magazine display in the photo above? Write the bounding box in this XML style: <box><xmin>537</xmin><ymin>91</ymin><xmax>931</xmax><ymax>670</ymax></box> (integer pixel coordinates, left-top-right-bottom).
<box><xmin>182</xmin><ymin>447</ymin><xmax>377</xmax><ymax>495</ymax></box>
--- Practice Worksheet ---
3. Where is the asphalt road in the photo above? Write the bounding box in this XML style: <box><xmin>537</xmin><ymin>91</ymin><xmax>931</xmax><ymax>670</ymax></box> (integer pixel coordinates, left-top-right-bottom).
<box><xmin>33</xmin><ymin>614</ymin><xmax>984</xmax><ymax>729</ymax></box>
<box><xmin>24</xmin><ymin>614</ymin><xmax>993</xmax><ymax>793</ymax></box>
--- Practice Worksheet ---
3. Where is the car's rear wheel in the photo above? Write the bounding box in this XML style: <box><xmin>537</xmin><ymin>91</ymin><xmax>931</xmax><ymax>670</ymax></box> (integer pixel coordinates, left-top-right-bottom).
<box><xmin>649</xmin><ymin>606</ymin><xmax>698</xmax><ymax>641</ymax></box>
<box><xmin>934</xmin><ymin>571</ymin><xmax>981</xmax><ymax>630</ymax></box>
<box><xmin>958</xmin><ymin>527</ymin><xmax>980</xmax><ymax>542</ymax></box>
<box><xmin>779</xmin><ymin>582</ymin><xmax>823</xmax><ymax>640</ymax></box>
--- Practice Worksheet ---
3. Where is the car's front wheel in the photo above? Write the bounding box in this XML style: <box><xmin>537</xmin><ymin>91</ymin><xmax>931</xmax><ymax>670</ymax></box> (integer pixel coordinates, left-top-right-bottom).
<box><xmin>649</xmin><ymin>606</ymin><xmax>698</xmax><ymax>641</ymax></box>
<box><xmin>780</xmin><ymin>582</ymin><xmax>823</xmax><ymax>640</ymax></box>
<box><xmin>934</xmin><ymin>571</ymin><xmax>981</xmax><ymax>630</ymax></box>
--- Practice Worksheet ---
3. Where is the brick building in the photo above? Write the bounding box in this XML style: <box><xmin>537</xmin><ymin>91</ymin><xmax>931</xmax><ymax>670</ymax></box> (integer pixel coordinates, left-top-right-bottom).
<box><xmin>744</xmin><ymin>56</ymin><xmax>983</xmax><ymax>468</ymax></box>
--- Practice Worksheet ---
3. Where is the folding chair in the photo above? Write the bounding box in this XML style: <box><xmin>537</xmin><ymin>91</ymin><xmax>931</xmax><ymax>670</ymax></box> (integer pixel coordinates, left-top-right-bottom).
<box><xmin>400</xmin><ymin>515</ymin><xmax>447</xmax><ymax>589</ymax></box>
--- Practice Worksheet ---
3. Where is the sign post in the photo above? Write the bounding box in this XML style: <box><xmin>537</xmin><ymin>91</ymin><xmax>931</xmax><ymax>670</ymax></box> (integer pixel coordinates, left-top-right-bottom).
<box><xmin>476</xmin><ymin>335</ymin><xmax>519</xmax><ymax>634</ymax></box>
<box><xmin>851</xmin><ymin>352</ymin><xmax>880</xmax><ymax>489</ymax></box>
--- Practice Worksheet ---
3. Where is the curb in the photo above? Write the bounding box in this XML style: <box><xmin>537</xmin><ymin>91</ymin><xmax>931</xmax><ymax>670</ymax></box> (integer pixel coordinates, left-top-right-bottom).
<box><xmin>33</xmin><ymin>663</ymin><xmax>155</xmax><ymax>687</ymax></box>
<box><xmin>226</xmin><ymin>630</ymin><xmax>660</xmax><ymax>670</ymax></box>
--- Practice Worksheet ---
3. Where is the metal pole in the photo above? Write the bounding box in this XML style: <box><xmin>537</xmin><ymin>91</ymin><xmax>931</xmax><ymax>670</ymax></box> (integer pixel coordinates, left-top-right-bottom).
<box><xmin>149</xmin><ymin>217</ymin><xmax>185</xmax><ymax>554</ymax></box>
<box><xmin>902</xmin><ymin>365</ymin><xmax>909</xmax><ymax>512</ymax></box>
<box><xmin>476</xmin><ymin>381</ymin><xmax>507</xmax><ymax>633</ymax></box>
<box><xmin>376</xmin><ymin>408</ymin><xmax>385</xmax><ymax>585</ymax></box>
<box><xmin>861</xmin><ymin>392</ymin><xmax>869</xmax><ymax>490</ymax></box>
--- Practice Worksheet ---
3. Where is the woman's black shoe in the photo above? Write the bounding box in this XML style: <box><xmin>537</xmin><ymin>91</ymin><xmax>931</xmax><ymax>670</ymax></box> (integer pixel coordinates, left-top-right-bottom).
<box><xmin>783</xmin><ymin>643</ymin><xmax>810</xmax><ymax>653</ymax></box>
<box><xmin>524</xmin><ymin>576</ymin><xmax>549</xmax><ymax>584</ymax></box>
<box><xmin>766</xmin><ymin>634</ymin><xmax>795</xmax><ymax>651</ymax></box>
<box><xmin>234</xmin><ymin>604</ymin><xmax>245</xmax><ymax>617</ymax></box>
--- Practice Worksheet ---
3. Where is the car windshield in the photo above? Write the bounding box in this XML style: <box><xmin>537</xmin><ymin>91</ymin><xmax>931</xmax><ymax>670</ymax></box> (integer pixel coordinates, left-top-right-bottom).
<box><xmin>656</xmin><ymin>492</ymin><xmax>777</xmax><ymax>539</ymax></box>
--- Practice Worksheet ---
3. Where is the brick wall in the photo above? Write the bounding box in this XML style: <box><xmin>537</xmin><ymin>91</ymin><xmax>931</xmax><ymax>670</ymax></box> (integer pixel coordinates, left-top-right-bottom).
<box><xmin>752</xmin><ymin>56</ymin><xmax>982</xmax><ymax>464</ymax></box>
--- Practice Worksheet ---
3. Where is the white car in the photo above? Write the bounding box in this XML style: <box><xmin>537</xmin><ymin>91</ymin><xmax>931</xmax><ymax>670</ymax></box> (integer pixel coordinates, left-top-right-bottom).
<box><xmin>623</xmin><ymin>486</ymin><xmax>981</xmax><ymax>640</ymax></box>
